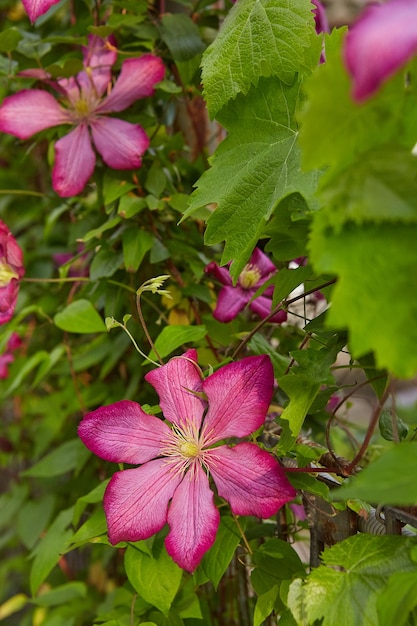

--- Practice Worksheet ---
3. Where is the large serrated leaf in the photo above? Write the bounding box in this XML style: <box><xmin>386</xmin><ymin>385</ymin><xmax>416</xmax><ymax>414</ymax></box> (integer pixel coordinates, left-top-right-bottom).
<box><xmin>201</xmin><ymin>0</ymin><xmax>319</xmax><ymax>116</ymax></box>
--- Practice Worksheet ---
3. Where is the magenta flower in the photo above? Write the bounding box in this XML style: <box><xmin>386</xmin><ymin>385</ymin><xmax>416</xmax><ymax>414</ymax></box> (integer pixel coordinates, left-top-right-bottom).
<box><xmin>22</xmin><ymin>0</ymin><xmax>60</xmax><ymax>23</ymax></box>
<box><xmin>312</xmin><ymin>0</ymin><xmax>330</xmax><ymax>63</ymax></box>
<box><xmin>0</xmin><ymin>332</ymin><xmax>22</xmax><ymax>379</ymax></box>
<box><xmin>78</xmin><ymin>350</ymin><xmax>295</xmax><ymax>572</ymax></box>
<box><xmin>0</xmin><ymin>36</ymin><xmax>165</xmax><ymax>197</ymax></box>
<box><xmin>344</xmin><ymin>0</ymin><xmax>417</xmax><ymax>102</ymax></box>
<box><xmin>205</xmin><ymin>248</ymin><xmax>287</xmax><ymax>324</ymax></box>
<box><xmin>0</xmin><ymin>221</ymin><xmax>25</xmax><ymax>326</ymax></box>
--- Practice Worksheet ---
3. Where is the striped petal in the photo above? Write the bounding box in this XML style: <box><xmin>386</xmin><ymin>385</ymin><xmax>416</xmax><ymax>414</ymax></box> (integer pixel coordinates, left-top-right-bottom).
<box><xmin>165</xmin><ymin>463</ymin><xmax>220</xmax><ymax>572</ymax></box>
<box><xmin>90</xmin><ymin>117</ymin><xmax>149</xmax><ymax>170</ymax></box>
<box><xmin>145</xmin><ymin>349</ymin><xmax>206</xmax><ymax>432</ymax></box>
<box><xmin>213</xmin><ymin>285</ymin><xmax>248</xmax><ymax>322</ymax></box>
<box><xmin>0</xmin><ymin>90</ymin><xmax>70</xmax><ymax>139</ymax></box>
<box><xmin>52</xmin><ymin>124</ymin><xmax>96</xmax><ymax>197</ymax></box>
<box><xmin>201</xmin><ymin>355</ymin><xmax>274</xmax><ymax>445</ymax></box>
<box><xmin>22</xmin><ymin>0</ymin><xmax>60</xmax><ymax>22</ymax></box>
<box><xmin>78</xmin><ymin>400</ymin><xmax>171</xmax><ymax>465</ymax></box>
<box><xmin>104</xmin><ymin>459</ymin><xmax>182</xmax><ymax>545</ymax></box>
<box><xmin>206</xmin><ymin>443</ymin><xmax>296</xmax><ymax>518</ymax></box>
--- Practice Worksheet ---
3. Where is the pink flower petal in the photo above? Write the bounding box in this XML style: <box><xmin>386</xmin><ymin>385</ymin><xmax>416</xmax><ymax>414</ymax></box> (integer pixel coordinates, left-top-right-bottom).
<box><xmin>344</xmin><ymin>0</ymin><xmax>417</xmax><ymax>102</ymax></box>
<box><xmin>98</xmin><ymin>55</ymin><xmax>165</xmax><ymax>113</ymax></box>
<box><xmin>165</xmin><ymin>463</ymin><xmax>220</xmax><ymax>572</ymax></box>
<box><xmin>201</xmin><ymin>355</ymin><xmax>274</xmax><ymax>445</ymax></box>
<box><xmin>0</xmin><ymin>220</ymin><xmax>24</xmax><ymax>278</ymax></box>
<box><xmin>145</xmin><ymin>349</ymin><xmax>206</xmax><ymax>432</ymax></box>
<box><xmin>312</xmin><ymin>0</ymin><xmax>329</xmax><ymax>34</ymax></box>
<box><xmin>204</xmin><ymin>261</ymin><xmax>232</xmax><ymax>286</ymax></box>
<box><xmin>249</xmin><ymin>248</ymin><xmax>276</xmax><ymax>278</ymax></box>
<box><xmin>52</xmin><ymin>123</ymin><xmax>96</xmax><ymax>197</ymax></box>
<box><xmin>0</xmin><ymin>282</ymin><xmax>19</xmax><ymax>325</ymax></box>
<box><xmin>90</xmin><ymin>117</ymin><xmax>149</xmax><ymax>170</ymax></box>
<box><xmin>0</xmin><ymin>352</ymin><xmax>14</xmax><ymax>379</ymax></box>
<box><xmin>213</xmin><ymin>285</ymin><xmax>248</xmax><ymax>322</ymax></box>
<box><xmin>104</xmin><ymin>459</ymin><xmax>182</xmax><ymax>545</ymax></box>
<box><xmin>0</xmin><ymin>90</ymin><xmax>70</xmax><ymax>140</ymax></box>
<box><xmin>206</xmin><ymin>443</ymin><xmax>296</xmax><ymax>518</ymax></box>
<box><xmin>78</xmin><ymin>400</ymin><xmax>171</xmax><ymax>465</ymax></box>
<box><xmin>249</xmin><ymin>296</ymin><xmax>287</xmax><ymax>324</ymax></box>
<box><xmin>80</xmin><ymin>35</ymin><xmax>117</xmax><ymax>98</ymax></box>
<box><xmin>22</xmin><ymin>0</ymin><xmax>60</xmax><ymax>22</ymax></box>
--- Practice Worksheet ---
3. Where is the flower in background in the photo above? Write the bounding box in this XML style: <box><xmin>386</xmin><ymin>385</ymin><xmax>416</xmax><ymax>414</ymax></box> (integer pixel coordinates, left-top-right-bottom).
<box><xmin>78</xmin><ymin>350</ymin><xmax>295</xmax><ymax>572</ymax></box>
<box><xmin>344</xmin><ymin>0</ymin><xmax>417</xmax><ymax>102</ymax></box>
<box><xmin>53</xmin><ymin>244</ymin><xmax>89</xmax><ymax>278</ymax></box>
<box><xmin>22</xmin><ymin>0</ymin><xmax>60</xmax><ymax>23</ymax></box>
<box><xmin>0</xmin><ymin>333</ymin><xmax>22</xmax><ymax>379</ymax></box>
<box><xmin>312</xmin><ymin>0</ymin><xmax>330</xmax><ymax>63</ymax></box>
<box><xmin>0</xmin><ymin>36</ymin><xmax>165</xmax><ymax>197</ymax></box>
<box><xmin>0</xmin><ymin>220</ymin><xmax>25</xmax><ymax>325</ymax></box>
<box><xmin>205</xmin><ymin>248</ymin><xmax>287</xmax><ymax>324</ymax></box>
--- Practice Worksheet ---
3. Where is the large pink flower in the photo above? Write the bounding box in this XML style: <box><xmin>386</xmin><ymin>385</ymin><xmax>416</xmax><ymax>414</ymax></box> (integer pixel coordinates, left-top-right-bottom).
<box><xmin>344</xmin><ymin>0</ymin><xmax>417</xmax><ymax>102</ymax></box>
<box><xmin>0</xmin><ymin>221</ymin><xmax>25</xmax><ymax>325</ymax></box>
<box><xmin>205</xmin><ymin>248</ymin><xmax>287</xmax><ymax>324</ymax></box>
<box><xmin>78</xmin><ymin>350</ymin><xmax>295</xmax><ymax>572</ymax></box>
<box><xmin>0</xmin><ymin>36</ymin><xmax>165</xmax><ymax>197</ymax></box>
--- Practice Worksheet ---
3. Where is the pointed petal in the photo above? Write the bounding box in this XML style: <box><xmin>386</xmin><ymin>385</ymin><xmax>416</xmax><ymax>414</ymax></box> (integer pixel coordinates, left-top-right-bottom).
<box><xmin>0</xmin><ymin>281</ymin><xmax>19</xmax><ymax>325</ymax></box>
<box><xmin>204</xmin><ymin>261</ymin><xmax>232</xmax><ymax>286</ymax></box>
<box><xmin>344</xmin><ymin>0</ymin><xmax>417</xmax><ymax>102</ymax></box>
<box><xmin>249</xmin><ymin>248</ymin><xmax>276</xmax><ymax>278</ymax></box>
<box><xmin>78</xmin><ymin>400</ymin><xmax>171</xmax><ymax>464</ymax></box>
<box><xmin>52</xmin><ymin>124</ymin><xmax>96</xmax><ymax>197</ymax></box>
<box><xmin>207</xmin><ymin>443</ymin><xmax>296</xmax><ymax>518</ymax></box>
<box><xmin>22</xmin><ymin>0</ymin><xmax>60</xmax><ymax>22</ymax></box>
<box><xmin>201</xmin><ymin>355</ymin><xmax>274</xmax><ymax>445</ymax></box>
<box><xmin>0</xmin><ymin>90</ymin><xmax>70</xmax><ymax>139</ymax></box>
<box><xmin>213</xmin><ymin>285</ymin><xmax>248</xmax><ymax>323</ymax></box>
<box><xmin>79</xmin><ymin>35</ymin><xmax>117</xmax><ymax>98</ymax></box>
<box><xmin>98</xmin><ymin>55</ymin><xmax>165</xmax><ymax>113</ymax></box>
<box><xmin>311</xmin><ymin>0</ymin><xmax>329</xmax><ymax>34</ymax></box>
<box><xmin>165</xmin><ymin>463</ymin><xmax>219</xmax><ymax>572</ymax></box>
<box><xmin>90</xmin><ymin>117</ymin><xmax>149</xmax><ymax>170</ymax></box>
<box><xmin>145</xmin><ymin>349</ymin><xmax>206</xmax><ymax>432</ymax></box>
<box><xmin>104</xmin><ymin>459</ymin><xmax>182</xmax><ymax>545</ymax></box>
<box><xmin>249</xmin><ymin>296</ymin><xmax>287</xmax><ymax>323</ymax></box>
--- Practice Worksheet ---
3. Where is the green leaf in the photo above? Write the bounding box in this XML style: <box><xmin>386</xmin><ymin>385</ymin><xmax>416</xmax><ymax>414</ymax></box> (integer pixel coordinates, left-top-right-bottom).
<box><xmin>147</xmin><ymin>325</ymin><xmax>206</xmax><ymax>362</ymax></box>
<box><xmin>287</xmin><ymin>535</ymin><xmax>417</xmax><ymax>626</ymax></box>
<box><xmin>159</xmin><ymin>13</ymin><xmax>205</xmax><ymax>62</ymax></box>
<box><xmin>22</xmin><ymin>439</ymin><xmax>90</xmax><ymax>478</ymax></box>
<box><xmin>333</xmin><ymin>442</ymin><xmax>417</xmax><ymax>505</ymax></box>
<box><xmin>377</xmin><ymin>570</ymin><xmax>417</xmax><ymax>626</ymax></box>
<box><xmin>122</xmin><ymin>227</ymin><xmax>154</xmax><ymax>272</ymax></box>
<box><xmin>270</xmin><ymin>265</ymin><xmax>314</xmax><ymax>309</ymax></box>
<box><xmin>124</xmin><ymin>544</ymin><xmax>182</xmax><ymax>615</ymax></box>
<box><xmin>17</xmin><ymin>495</ymin><xmax>55</xmax><ymax>550</ymax></box>
<box><xmin>287</xmin><ymin>472</ymin><xmax>330</xmax><ymax>501</ymax></box>
<box><xmin>251</xmin><ymin>539</ymin><xmax>305</xmax><ymax>589</ymax></box>
<box><xmin>30</xmin><ymin>508</ymin><xmax>74</xmax><ymax>596</ymax></box>
<box><xmin>201</xmin><ymin>516</ymin><xmax>244</xmax><ymax>588</ymax></box>
<box><xmin>69</xmin><ymin>508</ymin><xmax>108</xmax><ymax>546</ymax></box>
<box><xmin>187</xmin><ymin>78</ymin><xmax>318</xmax><ymax>276</ymax></box>
<box><xmin>54</xmin><ymin>299</ymin><xmax>107</xmax><ymax>334</ymax></box>
<box><xmin>254</xmin><ymin>585</ymin><xmax>279</xmax><ymax>626</ymax></box>
<box><xmin>309</xmin><ymin>218</ymin><xmax>417</xmax><ymax>378</ymax></box>
<box><xmin>0</xmin><ymin>28</ymin><xmax>22</xmax><ymax>52</ymax></box>
<box><xmin>73</xmin><ymin>480</ymin><xmax>109</xmax><ymax>526</ymax></box>
<box><xmin>248</xmin><ymin>333</ymin><xmax>291</xmax><ymax>378</ymax></box>
<box><xmin>90</xmin><ymin>249</ymin><xmax>123</xmax><ymax>280</ymax></box>
<box><xmin>32</xmin><ymin>582</ymin><xmax>86</xmax><ymax>607</ymax></box>
<box><xmin>201</xmin><ymin>0</ymin><xmax>318</xmax><ymax>116</ymax></box>
<box><xmin>265</xmin><ymin>193</ymin><xmax>312</xmax><ymax>261</ymax></box>
<box><xmin>379</xmin><ymin>409</ymin><xmax>409</xmax><ymax>441</ymax></box>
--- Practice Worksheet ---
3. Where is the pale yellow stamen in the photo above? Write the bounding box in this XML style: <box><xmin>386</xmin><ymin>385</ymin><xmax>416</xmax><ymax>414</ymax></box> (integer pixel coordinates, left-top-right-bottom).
<box><xmin>0</xmin><ymin>261</ymin><xmax>19</xmax><ymax>287</ymax></box>
<box><xmin>239</xmin><ymin>263</ymin><xmax>262</xmax><ymax>289</ymax></box>
<box><xmin>179</xmin><ymin>441</ymin><xmax>199</xmax><ymax>458</ymax></box>
<box><xmin>74</xmin><ymin>98</ymin><xmax>91</xmax><ymax>118</ymax></box>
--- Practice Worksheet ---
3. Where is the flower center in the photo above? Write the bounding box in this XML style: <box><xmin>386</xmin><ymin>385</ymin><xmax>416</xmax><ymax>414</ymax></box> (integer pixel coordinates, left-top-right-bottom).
<box><xmin>0</xmin><ymin>261</ymin><xmax>19</xmax><ymax>287</ymax></box>
<box><xmin>179</xmin><ymin>441</ymin><xmax>199</xmax><ymax>458</ymax></box>
<box><xmin>239</xmin><ymin>263</ymin><xmax>262</xmax><ymax>289</ymax></box>
<box><xmin>74</xmin><ymin>98</ymin><xmax>92</xmax><ymax>119</ymax></box>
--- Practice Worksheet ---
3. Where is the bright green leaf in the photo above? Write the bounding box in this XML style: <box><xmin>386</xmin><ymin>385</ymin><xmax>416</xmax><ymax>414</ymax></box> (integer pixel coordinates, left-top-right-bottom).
<box><xmin>146</xmin><ymin>325</ymin><xmax>206</xmax><ymax>362</ymax></box>
<box><xmin>22</xmin><ymin>439</ymin><xmax>90</xmax><ymax>478</ymax></box>
<box><xmin>201</xmin><ymin>516</ymin><xmax>244</xmax><ymax>589</ymax></box>
<box><xmin>254</xmin><ymin>585</ymin><xmax>280</xmax><ymax>626</ymax></box>
<box><xmin>54</xmin><ymin>299</ymin><xmax>107</xmax><ymax>334</ymax></box>
<box><xmin>0</xmin><ymin>28</ymin><xmax>22</xmax><ymax>52</ymax></box>
<box><xmin>377</xmin><ymin>570</ymin><xmax>417</xmax><ymax>626</ymax></box>
<box><xmin>379</xmin><ymin>409</ymin><xmax>409</xmax><ymax>441</ymax></box>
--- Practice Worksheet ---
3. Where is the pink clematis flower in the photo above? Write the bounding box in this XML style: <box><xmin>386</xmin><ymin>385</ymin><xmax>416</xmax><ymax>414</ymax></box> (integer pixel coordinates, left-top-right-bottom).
<box><xmin>22</xmin><ymin>0</ymin><xmax>60</xmax><ymax>23</ymax></box>
<box><xmin>0</xmin><ymin>220</ymin><xmax>25</xmax><ymax>326</ymax></box>
<box><xmin>344</xmin><ymin>0</ymin><xmax>417</xmax><ymax>102</ymax></box>
<box><xmin>205</xmin><ymin>248</ymin><xmax>287</xmax><ymax>324</ymax></box>
<box><xmin>78</xmin><ymin>350</ymin><xmax>295</xmax><ymax>572</ymax></box>
<box><xmin>0</xmin><ymin>332</ymin><xmax>22</xmax><ymax>379</ymax></box>
<box><xmin>0</xmin><ymin>36</ymin><xmax>165</xmax><ymax>197</ymax></box>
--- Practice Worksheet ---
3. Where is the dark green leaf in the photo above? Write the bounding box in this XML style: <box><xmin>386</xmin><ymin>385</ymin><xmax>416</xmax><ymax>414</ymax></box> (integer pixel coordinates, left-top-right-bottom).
<box><xmin>22</xmin><ymin>439</ymin><xmax>90</xmax><ymax>478</ymax></box>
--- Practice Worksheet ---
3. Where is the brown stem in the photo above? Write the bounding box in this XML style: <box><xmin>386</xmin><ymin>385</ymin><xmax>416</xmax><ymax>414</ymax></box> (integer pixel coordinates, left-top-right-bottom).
<box><xmin>136</xmin><ymin>294</ymin><xmax>164</xmax><ymax>365</ymax></box>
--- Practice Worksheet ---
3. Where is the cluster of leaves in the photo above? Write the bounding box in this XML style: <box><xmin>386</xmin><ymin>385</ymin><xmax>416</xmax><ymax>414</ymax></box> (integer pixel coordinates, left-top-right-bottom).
<box><xmin>1</xmin><ymin>0</ymin><xmax>417</xmax><ymax>625</ymax></box>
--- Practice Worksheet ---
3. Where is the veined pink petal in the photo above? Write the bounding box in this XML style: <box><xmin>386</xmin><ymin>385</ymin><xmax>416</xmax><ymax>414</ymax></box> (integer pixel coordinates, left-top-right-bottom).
<box><xmin>52</xmin><ymin>123</ymin><xmax>96</xmax><ymax>197</ymax></box>
<box><xmin>213</xmin><ymin>285</ymin><xmax>248</xmax><ymax>322</ymax></box>
<box><xmin>78</xmin><ymin>400</ymin><xmax>171</xmax><ymax>465</ymax></box>
<box><xmin>204</xmin><ymin>261</ymin><xmax>233</xmax><ymax>286</ymax></box>
<box><xmin>0</xmin><ymin>90</ymin><xmax>71</xmax><ymax>139</ymax></box>
<box><xmin>145</xmin><ymin>349</ymin><xmax>206</xmax><ymax>432</ymax></box>
<box><xmin>166</xmin><ymin>463</ymin><xmax>220</xmax><ymax>572</ymax></box>
<box><xmin>344</xmin><ymin>0</ymin><xmax>417</xmax><ymax>102</ymax></box>
<box><xmin>97</xmin><ymin>55</ymin><xmax>165</xmax><ymax>113</ymax></box>
<box><xmin>201</xmin><ymin>355</ymin><xmax>274</xmax><ymax>444</ymax></box>
<box><xmin>104</xmin><ymin>459</ymin><xmax>182</xmax><ymax>545</ymax></box>
<box><xmin>90</xmin><ymin>117</ymin><xmax>149</xmax><ymax>170</ymax></box>
<box><xmin>249</xmin><ymin>248</ymin><xmax>276</xmax><ymax>278</ymax></box>
<box><xmin>249</xmin><ymin>296</ymin><xmax>287</xmax><ymax>324</ymax></box>
<box><xmin>206</xmin><ymin>443</ymin><xmax>296</xmax><ymax>518</ymax></box>
<box><xmin>0</xmin><ymin>281</ymin><xmax>19</xmax><ymax>325</ymax></box>
<box><xmin>80</xmin><ymin>35</ymin><xmax>117</xmax><ymax>98</ymax></box>
<box><xmin>22</xmin><ymin>0</ymin><xmax>60</xmax><ymax>22</ymax></box>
